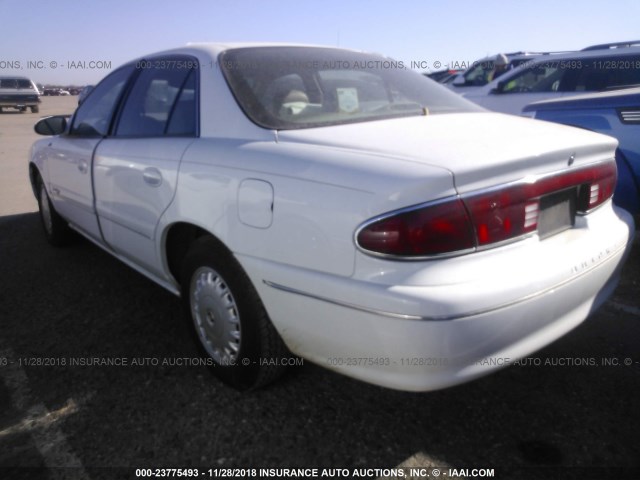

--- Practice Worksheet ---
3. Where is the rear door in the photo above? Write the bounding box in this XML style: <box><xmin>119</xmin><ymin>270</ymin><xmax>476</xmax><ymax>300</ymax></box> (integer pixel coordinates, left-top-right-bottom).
<box><xmin>93</xmin><ymin>56</ymin><xmax>198</xmax><ymax>275</ymax></box>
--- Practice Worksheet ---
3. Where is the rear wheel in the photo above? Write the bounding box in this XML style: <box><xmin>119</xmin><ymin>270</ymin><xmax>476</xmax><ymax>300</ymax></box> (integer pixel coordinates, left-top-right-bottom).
<box><xmin>37</xmin><ymin>178</ymin><xmax>72</xmax><ymax>246</ymax></box>
<box><xmin>181</xmin><ymin>237</ymin><xmax>288</xmax><ymax>390</ymax></box>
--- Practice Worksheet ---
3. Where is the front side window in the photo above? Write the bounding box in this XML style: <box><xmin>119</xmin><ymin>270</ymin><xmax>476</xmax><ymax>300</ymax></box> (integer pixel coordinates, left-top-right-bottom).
<box><xmin>70</xmin><ymin>65</ymin><xmax>135</xmax><ymax>136</ymax></box>
<box><xmin>463</xmin><ymin>60</ymin><xmax>498</xmax><ymax>86</ymax></box>
<box><xmin>220</xmin><ymin>47</ymin><xmax>480</xmax><ymax>130</ymax></box>
<box><xmin>115</xmin><ymin>57</ymin><xmax>197</xmax><ymax>137</ymax></box>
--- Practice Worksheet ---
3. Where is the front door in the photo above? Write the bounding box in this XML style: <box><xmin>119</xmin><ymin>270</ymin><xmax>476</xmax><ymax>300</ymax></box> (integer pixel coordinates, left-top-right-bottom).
<box><xmin>46</xmin><ymin>65</ymin><xmax>135</xmax><ymax>242</ymax></box>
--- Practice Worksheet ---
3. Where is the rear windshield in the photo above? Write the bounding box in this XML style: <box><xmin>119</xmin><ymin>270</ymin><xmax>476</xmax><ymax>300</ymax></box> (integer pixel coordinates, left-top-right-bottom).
<box><xmin>0</xmin><ymin>79</ymin><xmax>35</xmax><ymax>89</ymax></box>
<box><xmin>220</xmin><ymin>47</ymin><xmax>481</xmax><ymax>130</ymax></box>
<box><xmin>0</xmin><ymin>79</ymin><xmax>17</xmax><ymax>88</ymax></box>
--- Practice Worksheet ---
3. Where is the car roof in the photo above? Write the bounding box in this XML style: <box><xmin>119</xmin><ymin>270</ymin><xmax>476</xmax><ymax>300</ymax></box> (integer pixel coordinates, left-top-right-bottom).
<box><xmin>523</xmin><ymin>86</ymin><xmax>640</xmax><ymax>111</ymax></box>
<box><xmin>118</xmin><ymin>43</ymin><xmax>375</xmax><ymax>70</ymax></box>
<box><xmin>146</xmin><ymin>42</ymin><xmax>360</xmax><ymax>58</ymax></box>
<box><xmin>581</xmin><ymin>40</ymin><xmax>640</xmax><ymax>51</ymax></box>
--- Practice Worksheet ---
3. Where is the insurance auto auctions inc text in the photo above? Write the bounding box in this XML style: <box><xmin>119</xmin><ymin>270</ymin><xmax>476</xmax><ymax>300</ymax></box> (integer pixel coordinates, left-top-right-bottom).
<box><xmin>204</xmin><ymin>467</ymin><xmax>495</xmax><ymax>478</ymax></box>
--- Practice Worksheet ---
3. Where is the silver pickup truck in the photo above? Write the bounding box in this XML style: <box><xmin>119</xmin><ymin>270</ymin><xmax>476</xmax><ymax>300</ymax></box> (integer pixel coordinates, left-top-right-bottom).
<box><xmin>0</xmin><ymin>76</ymin><xmax>41</xmax><ymax>113</ymax></box>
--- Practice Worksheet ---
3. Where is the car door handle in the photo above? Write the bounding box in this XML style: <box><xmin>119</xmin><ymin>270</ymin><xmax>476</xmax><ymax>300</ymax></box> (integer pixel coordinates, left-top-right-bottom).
<box><xmin>77</xmin><ymin>160</ymin><xmax>88</xmax><ymax>174</ymax></box>
<box><xmin>142</xmin><ymin>168</ymin><xmax>163</xmax><ymax>187</ymax></box>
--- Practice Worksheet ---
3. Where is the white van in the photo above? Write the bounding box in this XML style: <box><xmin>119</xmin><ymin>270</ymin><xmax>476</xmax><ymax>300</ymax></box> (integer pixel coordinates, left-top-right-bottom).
<box><xmin>0</xmin><ymin>76</ymin><xmax>41</xmax><ymax>113</ymax></box>
<box><xmin>462</xmin><ymin>41</ymin><xmax>640</xmax><ymax>115</ymax></box>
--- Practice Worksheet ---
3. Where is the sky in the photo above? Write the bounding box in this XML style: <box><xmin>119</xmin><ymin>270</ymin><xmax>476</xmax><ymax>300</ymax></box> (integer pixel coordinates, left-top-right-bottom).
<box><xmin>1</xmin><ymin>0</ymin><xmax>639</xmax><ymax>85</ymax></box>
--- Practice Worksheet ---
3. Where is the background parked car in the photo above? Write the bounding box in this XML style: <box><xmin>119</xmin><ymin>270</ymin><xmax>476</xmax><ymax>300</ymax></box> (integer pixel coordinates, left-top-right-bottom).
<box><xmin>462</xmin><ymin>41</ymin><xmax>640</xmax><ymax>115</ymax></box>
<box><xmin>524</xmin><ymin>87</ymin><xmax>640</xmax><ymax>215</ymax></box>
<box><xmin>0</xmin><ymin>76</ymin><xmax>41</xmax><ymax>113</ymax></box>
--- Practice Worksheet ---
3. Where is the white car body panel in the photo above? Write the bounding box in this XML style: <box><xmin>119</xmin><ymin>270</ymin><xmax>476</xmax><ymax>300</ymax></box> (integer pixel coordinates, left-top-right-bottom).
<box><xmin>29</xmin><ymin>43</ymin><xmax>635</xmax><ymax>391</ymax></box>
<box><xmin>278</xmin><ymin>113</ymin><xmax>619</xmax><ymax>193</ymax></box>
<box><xmin>93</xmin><ymin>137</ymin><xmax>195</xmax><ymax>274</ymax></box>
<box><xmin>162</xmin><ymin>138</ymin><xmax>456</xmax><ymax>278</ymax></box>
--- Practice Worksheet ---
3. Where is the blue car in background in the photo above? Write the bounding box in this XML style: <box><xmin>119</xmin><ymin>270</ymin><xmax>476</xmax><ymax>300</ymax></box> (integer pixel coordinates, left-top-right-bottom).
<box><xmin>524</xmin><ymin>87</ymin><xmax>640</xmax><ymax>215</ymax></box>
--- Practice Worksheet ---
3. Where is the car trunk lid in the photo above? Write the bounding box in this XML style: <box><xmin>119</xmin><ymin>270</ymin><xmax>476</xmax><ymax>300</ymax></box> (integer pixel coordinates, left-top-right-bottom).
<box><xmin>277</xmin><ymin>112</ymin><xmax>618</xmax><ymax>194</ymax></box>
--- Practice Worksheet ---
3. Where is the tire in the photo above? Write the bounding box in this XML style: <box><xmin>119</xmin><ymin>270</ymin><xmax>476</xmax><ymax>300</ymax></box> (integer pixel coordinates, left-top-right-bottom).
<box><xmin>31</xmin><ymin>105</ymin><xmax>39</xmax><ymax>113</ymax></box>
<box><xmin>181</xmin><ymin>237</ymin><xmax>288</xmax><ymax>390</ymax></box>
<box><xmin>37</xmin><ymin>178</ymin><xmax>72</xmax><ymax>246</ymax></box>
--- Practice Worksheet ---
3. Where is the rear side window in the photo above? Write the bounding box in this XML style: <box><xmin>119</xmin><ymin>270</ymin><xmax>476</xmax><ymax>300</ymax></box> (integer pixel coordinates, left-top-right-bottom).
<box><xmin>17</xmin><ymin>79</ymin><xmax>35</xmax><ymax>89</ymax></box>
<box><xmin>570</xmin><ymin>56</ymin><xmax>640</xmax><ymax>92</ymax></box>
<box><xmin>500</xmin><ymin>55</ymin><xmax>640</xmax><ymax>94</ymax></box>
<box><xmin>166</xmin><ymin>69</ymin><xmax>197</xmax><ymax>136</ymax></box>
<box><xmin>0</xmin><ymin>79</ymin><xmax>17</xmax><ymax>88</ymax></box>
<box><xmin>115</xmin><ymin>57</ymin><xmax>198</xmax><ymax>137</ymax></box>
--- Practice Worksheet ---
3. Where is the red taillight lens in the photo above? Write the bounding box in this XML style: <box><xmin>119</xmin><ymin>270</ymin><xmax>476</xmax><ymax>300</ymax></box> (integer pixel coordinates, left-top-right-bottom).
<box><xmin>464</xmin><ymin>160</ymin><xmax>616</xmax><ymax>246</ymax></box>
<box><xmin>356</xmin><ymin>198</ymin><xmax>475</xmax><ymax>256</ymax></box>
<box><xmin>464</xmin><ymin>189</ymin><xmax>540</xmax><ymax>246</ymax></box>
<box><xmin>356</xmin><ymin>161</ymin><xmax>616</xmax><ymax>258</ymax></box>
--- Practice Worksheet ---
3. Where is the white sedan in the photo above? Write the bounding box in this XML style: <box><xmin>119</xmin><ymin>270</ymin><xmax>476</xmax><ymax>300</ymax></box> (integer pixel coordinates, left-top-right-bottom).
<box><xmin>29</xmin><ymin>43</ymin><xmax>634</xmax><ymax>391</ymax></box>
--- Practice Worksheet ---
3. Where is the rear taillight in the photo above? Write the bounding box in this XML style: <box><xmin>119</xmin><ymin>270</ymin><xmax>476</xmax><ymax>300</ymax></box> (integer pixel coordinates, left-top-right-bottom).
<box><xmin>356</xmin><ymin>198</ymin><xmax>475</xmax><ymax>257</ymax></box>
<box><xmin>356</xmin><ymin>160</ymin><xmax>616</xmax><ymax>258</ymax></box>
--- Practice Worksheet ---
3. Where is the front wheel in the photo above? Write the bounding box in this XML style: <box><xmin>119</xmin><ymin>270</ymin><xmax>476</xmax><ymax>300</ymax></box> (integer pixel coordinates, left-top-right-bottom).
<box><xmin>181</xmin><ymin>237</ymin><xmax>289</xmax><ymax>390</ymax></box>
<box><xmin>37</xmin><ymin>179</ymin><xmax>72</xmax><ymax>246</ymax></box>
<box><xmin>31</xmin><ymin>105</ymin><xmax>39</xmax><ymax>113</ymax></box>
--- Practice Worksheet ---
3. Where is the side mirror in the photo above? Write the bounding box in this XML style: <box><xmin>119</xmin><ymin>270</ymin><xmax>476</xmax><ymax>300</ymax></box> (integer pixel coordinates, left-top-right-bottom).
<box><xmin>452</xmin><ymin>75</ymin><xmax>465</xmax><ymax>86</ymax></box>
<box><xmin>34</xmin><ymin>115</ymin><xmax>70</xmax><ymax>136</ymax></box>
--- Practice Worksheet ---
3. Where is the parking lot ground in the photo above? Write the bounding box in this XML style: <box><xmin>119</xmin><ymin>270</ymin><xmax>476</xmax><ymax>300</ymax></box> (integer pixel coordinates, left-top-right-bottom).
<box><xmin>0</xmin><ymin>96</ymin><xmax>76</xmax><ymax>217</ymax></box>
<box><xmin>1</xmin><ymin>98</ymin><xmax>639</xmax><ymax>480</ymax></box>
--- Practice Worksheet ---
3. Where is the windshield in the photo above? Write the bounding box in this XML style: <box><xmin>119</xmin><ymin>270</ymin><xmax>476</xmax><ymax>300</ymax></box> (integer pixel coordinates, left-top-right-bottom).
<box><xmin>220</xmin><ymin>47</ymin><xmax>481</xmax><ymax>130</ymax></box>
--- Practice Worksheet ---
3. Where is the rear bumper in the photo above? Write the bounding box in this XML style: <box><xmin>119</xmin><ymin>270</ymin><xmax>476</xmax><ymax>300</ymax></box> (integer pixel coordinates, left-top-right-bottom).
<box><xmin>0</xmin><ymin>96</ymin><xmax>40</xmax><ymax>107</ymax></box>
<box><xmin>242</xmin><ymin>203</ymin><xmax>634</xmax><ymax>391</ymax></box>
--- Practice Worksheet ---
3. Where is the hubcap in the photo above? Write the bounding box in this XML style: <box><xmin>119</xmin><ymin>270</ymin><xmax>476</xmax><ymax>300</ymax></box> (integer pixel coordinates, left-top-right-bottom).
<box><xmin>40</xmin><ymin>184</ymin><xmax>53</xmax><ymax>235</ymax></box>
<box><xmin>190</xmin><ymin>267</ymin><xmax>241</xmax><ymax>365</ymax></box>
